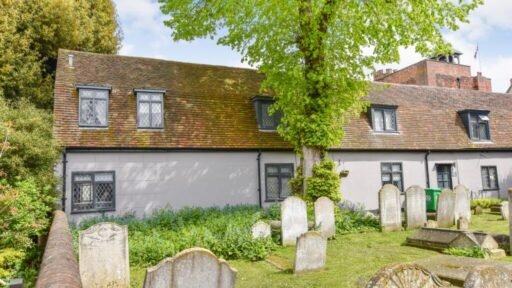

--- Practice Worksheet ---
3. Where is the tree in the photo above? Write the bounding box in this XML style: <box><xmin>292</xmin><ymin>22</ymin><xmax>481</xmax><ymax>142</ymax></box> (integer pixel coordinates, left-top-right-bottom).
<box><xmin>160</xmin><ymin>0</ymin><xmax>482</xmax><ymax>198</ymax></box>
<box><xmin>0</xmin><ymin>0</ymin><xmax>122</xmax><ymax>109</ymax></box>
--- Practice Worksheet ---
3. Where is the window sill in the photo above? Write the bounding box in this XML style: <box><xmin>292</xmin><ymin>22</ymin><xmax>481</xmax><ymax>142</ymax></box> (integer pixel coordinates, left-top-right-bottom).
<box><xmin>79</xmin><ymin>126</ymin><xmax>109</xmax><ymax>129</ymax></box>
<box><xmin>471</xmin><ymin>140</ymin><xmax>493</xmax><ymax>144</ymax></box>
<box><xmin>259</xmin><ymin>129</ymin><xmax>278</xmax><ymax>133</ymax></box>
<box><xmin>71</xmin><ymin>208</ymin><xmax>115</xmax><ymax>214</ymax></box>
<box><xmin>137</xmin><ymin>128</ymin><xmax>164</xmax><ymax>131</ymax></box>
<box><xmin>372</xmin><ymin>131</ymin><xmax>401</xmax><ymax>135</ymax></box>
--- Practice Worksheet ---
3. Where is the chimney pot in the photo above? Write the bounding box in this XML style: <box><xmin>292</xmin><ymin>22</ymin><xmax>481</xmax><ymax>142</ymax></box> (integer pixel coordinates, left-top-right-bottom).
<box><xmin>67</xmin><ymin>54</ymin><xmax>74</xmax><ymax>67</ymax></box>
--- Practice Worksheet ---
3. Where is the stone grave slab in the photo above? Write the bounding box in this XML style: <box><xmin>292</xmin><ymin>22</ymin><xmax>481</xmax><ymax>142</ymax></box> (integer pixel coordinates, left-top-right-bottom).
<box><xmin>378</xmin><ymin>184</ymin><xmax>402</xmax><ymax>232</ymax></box>
<box><xmin>366</xmin><ymin>263</ymin><xmax>450</xmax><ymax>287</ymax></box>
<box><xmin>406</xmin><ymin>228</ymin><xmax>477</xmax><ymax>251</ymax></box>
<box><xmin>405</xmin><ymin>185</ymin><xmax>427</xmax><ymax>229</ymax></box>
<box><xmin>79</xmin><ymin>222</ymin><xmax>130</xmax><ymax>288</ymax></box>
<box><xmin>143</xmin><ymin>247</ymin><xmax>237</xmax><ymax>288</ymax></box>
<box><xmin>251</xmin><ymin>221</ymin><xmax>271</xmax><ymax>239</ymax></box>
<box><xmin>293</xmin><ymin>231</ymin><xmax>327</xmax><ymax>274</ymax></box>
<box><xmin>472</xmin><ymin>232</ymin><xmax>499</xmax><ymax>250</ymax></box>
<box><xmin>463</xmin><ymin>265</ymin><xmax>512</xmax><ymax>288</ymax></box>
<box><xmin>454</xmin><ymin>185</ymin><xmax>471</xmax><ymax>222</ymax></box>
<box><xmin>415</xmin><ymin>255</ymin><xmax>512</xmax><ymax>287</ymax></box>
<box><xmin>314</xmin><ymin>196</ymin><xmax>335</xmax><ymax>238</ymax></box>
<box><xmin>281</xmin><ymin>196</ymin><xmax>308</xmax><ymax>246</ymax></box>
<box><xmin>437</xmin><ymin>189</ymin><xmax>456</xmax><ymax>228</ymax></box>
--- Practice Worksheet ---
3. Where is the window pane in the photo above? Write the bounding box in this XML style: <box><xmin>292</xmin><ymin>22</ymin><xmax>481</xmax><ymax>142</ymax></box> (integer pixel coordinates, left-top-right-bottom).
<box><xmin>138</xmin><ymin>102</ymin><xmax>150</xmax><ymax>127</ymax></box>
<box><xmin>261</xmin><ymin>102</ymin><xmax>276</xmax><ymax>129</ymax></box>
<box><xmin>280</xmin><ymin>166</ymin><xmax>293</xmax><ymax>175</ymax></box>
<box><xmin>391</xmin><ymin>164</ymin><xmax>401</xmax><ymax>172</ymax></box>
<box><xmin>150</xmin><ymin>94</ymin><xmax>163</xmax><ymax>101</ymax></box>
<box><xmin>74</xmin><ymin>174</ymin><xmax>92</xmax><ymax>181</ymax></box>
<box><xmin>151</xmin><ymin>102</ymin><xmax>163</xmax><ymax>127</ymax></box>
<box><xmin>80</xmin><ymin>98</ymin><xmax>95</xmax><ymax>125</ymax></box>
<box><xmin>280</xmin><ymin>176</ymin><xmax>292</xmax><ymax>198</ymax></box>
<box><xmin>374</xmin><ymin>110</ymin><xmax>384</xmax><ymax>131</ymax></box>
<box><xmin>489</xmin><ymin>167</ymin><xmax>498</xmax><ymax>189</ymax></box>
<box><xmin>384</xmin><ymin>109</ymin><xmax>396</xmax><ymax>131</ymax></box>
<box><xmin>381</xmin><ymin>164</ymin><xmax>391</xmax><ymax>172</ymax></box>
<box><xmin>469</xmin><ymin>115</ymin><xmax>478</xmax><ymax>123</ymax></box>
<box><xmin>95</xmin><ymin>182</ymin><xmax>114</xmax><ymax>209</ymax></box>
<box><xmin>138</xmin><ymin>93</ymin><xmax>151</xmax><ymax>101</ymax></box>
<box><xmin>266</xmin><ymin>166</ymin><xmax>279</xmax><ymax>174</ymax></box>
<box><xmin>94</xmin><ymin>99</ymin><xmax>107</xmax><ymax>126</ymax></box>
<box><xmin>382</xmin><ymin>174</ymin><xmax>391</xmax><ymax>182</ymax></box>
<box><xmin>478</xmin><ymin>123</ymin><xmax>488</xmax><ymax>140</ymax></box>
<box><xmin>80</xmin><ymin>89</ymin><xmax>107</xmax><ymax>99</ymax></box>
<box><xmin>95</xmin><ymin>173</ymin><xmax>113</xmax><ymax>182</ymax></box>
<box><xmin>266</xmin><ymin>176</ymin><xmax>279</xmax><ymax>200</ymax></box>
<box><xmin>481</xmin><ymin>168</ymin><xmax>490</xmax><ymax>189</ymax></box>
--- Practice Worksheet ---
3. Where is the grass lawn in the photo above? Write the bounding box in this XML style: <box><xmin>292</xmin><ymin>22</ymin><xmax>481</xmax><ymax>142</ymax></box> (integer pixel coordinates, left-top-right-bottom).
<box><xmin>129</xmin><ymin>211</ymin><xmax>510</xmax><ymax>287</ymax></box>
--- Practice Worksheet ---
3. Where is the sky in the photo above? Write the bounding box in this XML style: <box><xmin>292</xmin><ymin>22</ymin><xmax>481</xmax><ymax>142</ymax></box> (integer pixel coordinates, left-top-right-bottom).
<box><xmin>114</xmin><ymin>0</ymin><xmax>512</xmax><ymax>93</ymax></box>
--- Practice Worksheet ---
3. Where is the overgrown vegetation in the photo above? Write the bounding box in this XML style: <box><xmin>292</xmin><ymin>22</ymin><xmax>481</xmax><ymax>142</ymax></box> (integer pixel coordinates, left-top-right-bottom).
<box><xmin>443</xmin><ymin>247</ymin><xmax>486</xmax><ymax>258</ymax></box>
<box><xmin>305</xmin><ymin>158</ymin><xmax>341</xmax><ymax>203</ymax></box>
<box><xmin>470</xmin><ymin>198</ymin><xmax>503</xmax><ymax>209</ymax></box>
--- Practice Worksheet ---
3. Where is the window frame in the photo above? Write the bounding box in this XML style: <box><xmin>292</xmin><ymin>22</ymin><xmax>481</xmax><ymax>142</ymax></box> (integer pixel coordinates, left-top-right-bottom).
<box><xmin>77</xmin><ymin>85</ymin><xmax>111</xmax><ymax>128</ymax></box>
<box><xmin>370</xmin><ymin>105</ymin><xmax>398</xmax><ymax>133</ymax></box>
<box><xmin>458</xmin><ymin>110</ymin><xmax>491</xmax><ymax>142</ymax></box>
<box><xmin>380</xmin><ymin>162</ymin><xmax>404</xmax><ymax>191</ymax></box>
<box><xmin>252</xmin><ymin>96</ymin><xmax>282</xmax><ymax>131</ymax></box>
<box><xmin>71</xmin><ymin>171</ymin><xmax>116</xmax><ymax>214</ymax></box>
<box><xmin>481</xmin><ymin>166</ymin><xmax>499</xmax><ymax>191</ymax></box>
<box><xmin>135</xmin><ymin>89</ymin><xmax>165</xmax><ymax>129</ymax></box>
<box><xmin>264</xmin><ymin>163</ymin><xmax>294</xmax><ymax>202</ymax></box>
<box><xmin>436</xmin><ymin>164</ymin><xmax>453</xmax><ymax>189</ymax></box>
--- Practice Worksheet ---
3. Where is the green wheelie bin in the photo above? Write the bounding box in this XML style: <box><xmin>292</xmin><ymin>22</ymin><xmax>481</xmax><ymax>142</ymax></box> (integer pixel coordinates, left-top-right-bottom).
<box><xmin>425</xmin><ymin>188</ymin><xmax>442</xmax><ymax>212</ymax></box>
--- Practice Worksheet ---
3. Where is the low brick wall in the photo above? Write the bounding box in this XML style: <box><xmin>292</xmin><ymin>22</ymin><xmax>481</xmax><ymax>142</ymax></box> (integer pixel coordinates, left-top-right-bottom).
<box><xmin>36</xmin><ymin>211</ymin><xmax>82</xmax><ymax>288</ymax></box>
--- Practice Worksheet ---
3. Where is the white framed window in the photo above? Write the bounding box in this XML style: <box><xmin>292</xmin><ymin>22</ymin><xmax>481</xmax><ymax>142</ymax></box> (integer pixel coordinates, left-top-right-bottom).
<box><xmin>78</xmin><ymin>88</ymin><xmax>109</xmax><ymax>127</ymax></box>
<box><xmin>136</xmin><ymin>90</ymin><xmax>164</xmax><ymax>129</ymax></box>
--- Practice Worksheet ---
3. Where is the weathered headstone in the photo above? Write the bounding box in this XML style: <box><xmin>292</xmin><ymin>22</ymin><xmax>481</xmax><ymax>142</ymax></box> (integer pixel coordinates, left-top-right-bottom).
<box><xmin>463</xmin><ymin>265</ymin><xmax>512</xmax><ymax>288</ymax></box>
<box><xmin>79</xmin><ymin>223</ymin><xmax>130</xmax><ymax>288</ymax></box>
<box><xmin>457</xmin><ymin>216</ymin><xmax>469</xmax><ymax>231</ymax></box>
<box><xmin>143</xmin><ymin>247</ymin><xmax>237</xmax><ymax>288</ymax></box>
<box><xmin>436</xmin><ymin>189</ymin><xmax>456</xmax><ymax>228</ymax></box>
<box><xmin>425</xmin><ymin>220</ymin><xmax>438</xmax><ymax>228</ymax></box>
<box><xmin>281</xmin><ymin>196</ymin><xmax>308</xmax><ymax>246</ymax></box>
<box><xmin>314</xmin><ymin>196</ymin><xmax>335</xmax><ymax>238</ymax></box>
<box><xmin>293</xmin><ymin>231</ymin><xmax>327</xmax><ymax>274</ymax></box>
<box><xmin>366</xmin><ymin>263</ymin><xmax>450</xmax><ymax>287</ymax></box>
<box><xmin>405</xmin><ymin>185</ymin><xmax>427</xmax><ymax>229</ymax></box>
<box><xmin>474</xmin><ymin>206</ymin><xmax>483</xmax><ymax>215</ymax></box>
<box><xmin>251</xmin><ymin>221</ymin><xmax>271</xmax><ymax>239</ymax></box>
<box><xmin>454</xmin><ymin>184</ymin><xmax>471</xmax><ymax>223</ymax></box>
<box><xmin>378</xmin><ymin>184</ymin><xmax>402</xmax><ymax>232</ymax></box>
<box><xmin>501</xmin><ymin>201</ymin><xmax>509</xmax><ymax>221</ymax></box>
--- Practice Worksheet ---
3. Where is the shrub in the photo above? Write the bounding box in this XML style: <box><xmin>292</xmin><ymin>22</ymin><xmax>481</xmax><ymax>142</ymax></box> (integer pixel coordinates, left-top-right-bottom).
<box><xmin>443</xmin><ymin>247</ymin><xmax>486</xmax><ymax>258</ymax></box>
<box><xmin>73</xmin><ymin>205</ymin><xmax>277</xmax><ymax>267</ymax></box>
<box><xmin>0</xmin><ymin>249</ymin><xmax>24</xmax><ymax>279</ymax></box>
<box><xmin>470</xmin><ymin>198</ymin><xmax>503</xmax><ymax>209</ymax></box>
<box><xmin>335</xmin><ymin>209</ymin><xmax>380</xmax><ymax>234</ymax></box>
<box><xmin>306</xmin><ymin>158</ymin><xmax>341</xmax><ymax>203</ymax></box>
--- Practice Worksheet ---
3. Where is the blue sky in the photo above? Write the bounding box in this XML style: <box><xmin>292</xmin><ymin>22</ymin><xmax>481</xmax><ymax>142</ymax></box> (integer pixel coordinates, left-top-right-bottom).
<box><xmin>114</xmin><ymin>0</ymin><xmax>512</xmax><ymax>92</ymax></box>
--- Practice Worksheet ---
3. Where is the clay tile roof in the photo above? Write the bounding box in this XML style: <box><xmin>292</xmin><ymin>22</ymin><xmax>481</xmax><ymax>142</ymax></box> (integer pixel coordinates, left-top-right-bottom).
<box><xmin>54</xmin><ymin>49</ymin><xmax>512</xmax><ymax>151</ymax></box>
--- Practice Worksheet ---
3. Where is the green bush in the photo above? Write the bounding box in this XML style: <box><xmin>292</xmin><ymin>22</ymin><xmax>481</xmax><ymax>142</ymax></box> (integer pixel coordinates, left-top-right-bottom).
<box><xmin>74</xmin><ymin>206</ymin><xmax>277</xmax><ymax>267</ymax></box>
<box><xmin>470</xmin><ymin>198</ymin><xmax>503</xmax><ymax>209</ymax></box>
<box><xmin>443</xmin><ymin>247</ymin><xmax>486</xmax><ymax>258</ymax></box>
<box><xmin>306</xmin><ymin>158</ymin><xmax>341</xmax><ymax>203</ymax></box>
<box><xmin>0</xmin><ymin>249</ymin><xmax>24</xmax><ymax>279</ymax></box>
<box><xmin>335</xmin><ymin>209</ymin><xmax>380</xmax><ymax>234</ymax></box>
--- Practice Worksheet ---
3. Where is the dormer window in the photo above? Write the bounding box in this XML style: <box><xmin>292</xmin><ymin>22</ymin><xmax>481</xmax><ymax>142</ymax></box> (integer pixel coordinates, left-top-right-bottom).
<box><xmin>135</xmin><ymin>89</ymin><xmax>165</xmax><ymax>129</ymax></box>
<box><xmin>370</xmin><ymin>105</ymin><xmax>398</xmax><ymax>132</ymax></box>
<box><xmin>458</xmin><ymin>110</ymin><xmax>490</xmax><ymax>141</ymax></box>
<box><xmin>252</xmin><ymin>96</ymin><xmax>282</xmax><ymax>131</ymax></box>
<box><xmin>77</xmin><ymin>85</ymin><xmax>111</xmax><ymax>127</ymax></box>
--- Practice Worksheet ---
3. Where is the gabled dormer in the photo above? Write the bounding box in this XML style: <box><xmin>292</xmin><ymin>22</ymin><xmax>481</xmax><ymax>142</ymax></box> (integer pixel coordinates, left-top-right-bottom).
<box><xmin>458</xmin><ymin>109</ymin><xmax>491</xmax><ymax>142</ymax></box>
<box><xmin>252</xmin><ymin>96</ymin><xmax>282</xmax><ymax>131</ymax></box>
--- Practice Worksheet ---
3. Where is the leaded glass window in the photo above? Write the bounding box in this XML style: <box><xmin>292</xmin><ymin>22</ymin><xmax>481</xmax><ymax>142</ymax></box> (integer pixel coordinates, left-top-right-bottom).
<box><xmin>371</xmin><ymin>106</ymin><xmax>397</xmax><ymax>132</ymax></box>
<box><xmin>137</xmin><ymin>92</ymin><xmax>164</xmax><ymax>128</ymax></box>
<box><xmin>72</xmin><ymin>171</ymin><xmax>115</xmax><ymax>213</ymax></box>
<box><xmin>381</xmin><ymin>163</ymin><xmax>403</xmax><ymax>191</ymax></box>
<box><xmin>79</xmin><ymin>88</ymin><xmax>109</xmax><ymax>127</ymax></box>
<box><xmin>481</xmin><ymin>166</ymin><xmax>499</xmax><ymax>190</ymax></box>
<box><xmin>253</xmin><ymin>97</ymin><xmax>282</xmax><ymax>131</ymax></box>
<box><xmin>265</xmin><ymin>164</ymin><xmax>293</xmax><ymax>201</ymax></box>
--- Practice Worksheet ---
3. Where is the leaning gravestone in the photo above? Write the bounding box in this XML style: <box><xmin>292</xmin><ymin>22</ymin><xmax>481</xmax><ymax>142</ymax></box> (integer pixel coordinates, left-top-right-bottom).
<box><xmin>454</xmin><ymin>184</ymin><xmax>471</xmax><ymax>223</ymax></box>
<box><xmin>314</xmin><ymin>196</ymin><xmax>335</xmax><ymax>238</ymax></box>
<box><xmin>366</xmin><ymin>263</ymin><xmax>450</xmax><ymax>287</ymax></box>
<box><xmin>378</xmin><ymin>184</ymin><xmax>402</xmax><ymax>232</ymax></box>
<box><xmin>436</xmin><ymin>189</ymin><xmax>456</xmax><ymax>228</ymax></box>
<box><xmin>405</xmin><ymin>185</ymin><xmax>427</xmax><ymax>229</ymax></box>
<box><xmin>251</xmin><ymin>221</ymin><xmax>271</xmax><ymax>239</ymax></box>
<box><xmin>463</xmin><ymin>265</ymin><xmax>512</xmax><ymax>288</ymax></box>
<box><xmin>143</xmin><ymin>247</ymin><xmax>237</xmax><ymax>288</ymax></box>
<box><xmin>293</xmin><ymin>231</ymin><xmax>327</xmax><ymax>274</ymax></box>
<box><xmin>501</xmin><ymin>201</ymin><xmax>509</xmax><ymax>221</ymax></box>
<box><xmin>281</xmin><ymin>196</ymin><xmax>308</xmax><ymax>246</ymax></box>
<box><xmin>79</xmin><ymin>223</ymin><xmax>130</xmax><ymax>288</ymax></box>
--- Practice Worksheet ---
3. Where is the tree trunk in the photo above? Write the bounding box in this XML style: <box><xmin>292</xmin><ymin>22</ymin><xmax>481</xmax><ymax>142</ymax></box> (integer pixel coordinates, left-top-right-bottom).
<box><xmin>301</xmin><ymin>146</ymin><xmax>322</xmax><ymax>194</ymax></box>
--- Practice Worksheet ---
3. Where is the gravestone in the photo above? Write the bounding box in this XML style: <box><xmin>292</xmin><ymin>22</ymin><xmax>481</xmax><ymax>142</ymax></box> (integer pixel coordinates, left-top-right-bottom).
<box><xmin>378</xmin><ymin>184</ymin><xmax>402</xmax><ymax>232</ymax></box>
<box><xmin>314</xmin><ymin>196</ymin><xmax>335</xmax><ymax>238</ymax></box>
<box><xmin>79</xmin><ymin>223</ymin><xmax>130</xmax><ymax>288</ymax></box>
<box><xmin>281</xmin><ymin>196</ymin><xmax>308</xmax><ymax>246</ymax></box>
<box><xmin>366</xmin><ymin>263</ymin><xmax>450</xmax><ymax>287</ymax></box>
<box><xmin>293</xmin><ymin>231</ymin><xmax>327</xmax><ymax>274</ymax></box>
<box><xmin>463</xmin><ymin>265</ymin><xmax>512</xmax><ymax>288</ymax></box>
<box><xmin>457</xmin><ymin>216</ymin><xmax>469</xmax><ymax>231</ymax></box>
<box><xmin>501</xmin><ymin>201</ymin><xmax>509</xmax><ymax>221</ymax></box>
<box><xmin>405</xmin><ymin>185</ymin><xmax>427</xmax><ymax>229</ymax></box>
<box><xmin>454</xmin><ymin>185</ymin><xmax>471</xmax><ymax>223</ymax></box>
<box><xmin>436</xmin><ymin>189</ymin><xmax>456</xmax><ymax>228</ymax></box>
<box><xmin>474</xmin><ymin>206</ymin><xmax>483</xmax><ymax>215</ymax></box>
<box><xmin>251</xmin><ymin>221</ymin><xmax>271</xmax><ymax>239</ymax></box>
<box><xmin>143</xmin><ymin>247</ymin><xmax>237</xmax><ymax>288</ymax></box>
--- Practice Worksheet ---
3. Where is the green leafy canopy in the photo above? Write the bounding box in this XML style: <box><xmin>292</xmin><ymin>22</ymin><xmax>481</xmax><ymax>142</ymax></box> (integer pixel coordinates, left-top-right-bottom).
<box><xmin>160</xmin><ymin>0</ymin><xmax>482</xmax><ymax>150</ymax></box>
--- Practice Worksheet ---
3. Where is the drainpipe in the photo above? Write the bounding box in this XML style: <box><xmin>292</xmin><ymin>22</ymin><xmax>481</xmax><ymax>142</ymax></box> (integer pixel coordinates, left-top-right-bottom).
<box><xmin>257</xmin><ymin>150</ymin><xmax>262</xmax><ymax>208</ymax></box>
<box><xmin>61</xmin><ymin>149</ymin><xmax>67</xmax><ymax>212</ymax></box>
<box><xmin>424</xmin><ymin>150</ymin><xmax>431</xmax><ymax>188</ymax></box>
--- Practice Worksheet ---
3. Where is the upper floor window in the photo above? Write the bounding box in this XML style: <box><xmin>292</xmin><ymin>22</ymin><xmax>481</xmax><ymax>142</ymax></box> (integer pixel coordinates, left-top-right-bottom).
<box><xmin>78</xmin><ymin>86</ymin><xmax>110</xmax><ymax>127</ymax></box>
<box><xmin>135</xmin><ymin>89</ymin><xmax>165</xmax><ymax>129</ymax></box>
<box><xmin>370</xmin><ymin>105</ymin><xmax>398</xmax><ymax>132</ymax></box>
<box><xmin>458</xmin><ymin>110</ymin><xmax>490</xmax><ymax>141</ymax></box>
<box><xmin>252</xmin><ymin>96</ymin><xmax>282</xmax><ymax>131</ymax></box>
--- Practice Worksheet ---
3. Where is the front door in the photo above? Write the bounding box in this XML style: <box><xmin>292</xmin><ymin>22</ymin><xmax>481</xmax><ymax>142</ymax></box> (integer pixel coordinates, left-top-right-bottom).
<box><xmin>436</xmin><ymin>164</ymin><xmax>452</xmax><ymax>189</ymax></box>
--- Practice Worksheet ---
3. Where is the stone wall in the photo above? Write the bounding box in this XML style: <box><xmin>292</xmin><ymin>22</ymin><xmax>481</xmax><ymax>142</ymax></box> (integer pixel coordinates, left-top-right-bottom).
<box><xmin>36</xmin><ymin>211</ymin><xmax>82</xmax><ymax>288</ymax></box>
